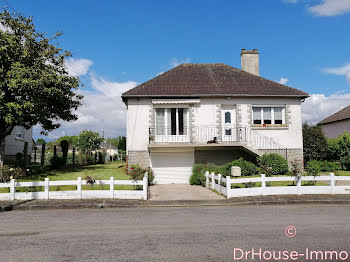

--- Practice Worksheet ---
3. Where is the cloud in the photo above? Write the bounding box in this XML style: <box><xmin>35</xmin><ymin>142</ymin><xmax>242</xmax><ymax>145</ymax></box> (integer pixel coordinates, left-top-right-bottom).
<box><xmin>34</xmin><ymin>73</ymin><xmax>138</xmax><ymax>140</ymax></box>
<box><xmin>323</xmin><ymin>63</ymin><xmax>350</xmax><ymax>84</ymax></box>
<box><xmin>302</xmin><ymin>93</ymin><xmax>350</xmax><ymax>124</ymax></box>
<box><xmin>308</xmin><ymin>0</ymin><xmax>350</xmax><ymax>16</ymax></box>
<box><xmin>278</xmin><ymin>77</ymin><xmax>289</xmax><ymax>85</ymax></box>
<box><xmin>65</xmin><ymin>58</ymin><xmax>93</xmax><ymax>77</ymax></box>
<box><xmin>169</xmin><ymin>57</ymin><xmax>191</xmax><ymax>68</ymax></box>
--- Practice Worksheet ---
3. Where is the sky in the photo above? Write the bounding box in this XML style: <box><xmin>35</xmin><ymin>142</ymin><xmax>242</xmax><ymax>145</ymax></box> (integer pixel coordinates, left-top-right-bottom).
<box><xmin>1</xmin><ymin>0</ymin><xmax>350</xmax><ymax>141</ymax></box>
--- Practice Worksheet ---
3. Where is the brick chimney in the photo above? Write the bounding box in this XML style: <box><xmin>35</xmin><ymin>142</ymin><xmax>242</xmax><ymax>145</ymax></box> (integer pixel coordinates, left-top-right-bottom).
<box><xmin>240</xmin><ymin>49</ymin><xmax>259</xmax><ymax>76</ymax></box>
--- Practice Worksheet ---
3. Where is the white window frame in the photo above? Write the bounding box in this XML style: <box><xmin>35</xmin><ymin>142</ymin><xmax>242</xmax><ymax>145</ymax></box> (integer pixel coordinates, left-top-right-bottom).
<box><xmin>154</xmin><ymin>107</ymin><xmax>189</xmax><ymax>142</ymax></box>
<box><xmin>252</xmin><ymin>106</ymin><xmax>286</xmax><ymax>126</ymax></box>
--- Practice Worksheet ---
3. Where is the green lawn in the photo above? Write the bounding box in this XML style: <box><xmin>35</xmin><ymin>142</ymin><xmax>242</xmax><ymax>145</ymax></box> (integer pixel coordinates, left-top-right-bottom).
<box><xmin>0</xmin><ymin>161</ymin><xmax>134</xmax><ymax>193</ymax></box>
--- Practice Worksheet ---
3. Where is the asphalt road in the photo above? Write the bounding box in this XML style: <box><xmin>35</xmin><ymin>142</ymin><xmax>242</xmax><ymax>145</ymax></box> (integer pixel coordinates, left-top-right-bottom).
<box><xmin>1</xmin><ymin>205</ymin><xmax>350</xmax><ymax>262</ymax></box>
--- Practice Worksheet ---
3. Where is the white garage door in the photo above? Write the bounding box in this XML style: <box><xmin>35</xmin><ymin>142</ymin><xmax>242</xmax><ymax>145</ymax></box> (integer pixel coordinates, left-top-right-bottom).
<box><xmin>150</xmin><ymin>151</ymin><xmax>194</xmax><ymax>184</ymax></box>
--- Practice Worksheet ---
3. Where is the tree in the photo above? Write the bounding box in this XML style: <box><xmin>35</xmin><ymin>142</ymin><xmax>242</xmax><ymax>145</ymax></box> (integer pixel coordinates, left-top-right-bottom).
<box><xmin>76</xmin><ymin>130</ymin><xmax>102</xmax><ymax>153</ymax></box>
<box><xmin>56</xmin><ymin>135</ymin><xmax>78</xmax><ymax>147</ymax></box>
<box><xmin>117</xmin><ymin>136</ymin><xmax>126</xmax><ymax>151</ymax></box>
<box><xmin>302</xmin><ymin>123</ymin><xmax>328</xmax><ymax>163</ymax></box>
<box><xmin>36</xmin><ymin>138</ymin><xmax>46</xmax><ymax>145</ymax></box>
<box><xmin>327</xmin><ymin>131</ymin><xmax>350</xmax><ymax>167</ymax></box>
<box><xmin>0</xmin><ymin>11</ymin><xmax>82</xmax><ymax>174</ymax></box>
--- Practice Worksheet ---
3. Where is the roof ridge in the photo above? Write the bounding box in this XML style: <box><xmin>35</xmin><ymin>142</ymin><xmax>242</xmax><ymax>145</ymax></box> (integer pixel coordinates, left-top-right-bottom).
<box><xmin>318</xmin><ymin>105</ymin><xmax>350</xmax><ymax>125</ymax></box>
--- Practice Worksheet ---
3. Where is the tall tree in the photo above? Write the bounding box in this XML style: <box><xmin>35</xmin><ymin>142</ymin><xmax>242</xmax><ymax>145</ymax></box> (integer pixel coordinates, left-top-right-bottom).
<box><xmin>0</xmin><ymin>11</ymin><xmax>82</xmax><ymax>173</ymax></box>
<box><xmin>302</xmin><ymin>123</ymin><xmax>328</xmax><ymax>163</ymax></box>
<box><xmin>76</xmin><ymin>130</ymin><xmax>102</xmax><ymax>153</ymax></box>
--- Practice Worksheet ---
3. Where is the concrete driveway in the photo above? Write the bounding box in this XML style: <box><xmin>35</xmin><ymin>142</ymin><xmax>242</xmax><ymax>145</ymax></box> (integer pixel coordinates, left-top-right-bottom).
<box><xmin>149</xmin><ymin>184</ymin><xmax>224</xmax><ymax>200</ymax></box>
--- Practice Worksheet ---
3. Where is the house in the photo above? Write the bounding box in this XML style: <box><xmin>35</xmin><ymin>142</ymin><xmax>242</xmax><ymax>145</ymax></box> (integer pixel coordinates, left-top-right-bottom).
<box><xmin>98</xmin><ymin>142</ymin><xmax>118</xmax><ymax>160</ymax></box>
<box><xmin>122</xmin><ymin>49</ymin><xmax>308</xmax><ymax>184</ymax></box>
<box><xmin>318</xmin><ymin>105</ymin><xmax>350</xmax><ymax>138</ymax></box>
<box><xmin>4</xmin><ymin>126</ymin><xmax>33</xmax><ymax>163</ymax></box>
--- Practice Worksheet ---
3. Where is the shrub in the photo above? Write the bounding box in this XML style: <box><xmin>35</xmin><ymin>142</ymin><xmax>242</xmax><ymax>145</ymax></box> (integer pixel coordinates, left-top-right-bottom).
<box><xmin>321</xmin><ymin>161</ymin><xmax>339</xmax><ymax>172</ymax></box>
<box><xmin>0</xmin><ymin>166</ymin><xmax>26</xmax><ymax>182</ymax></box>
<box><xmin>225</xmin><ymin>158</ymin><xmax>259</xmax><ymax>177</ymax></box>
<box><xmin>50</xmin><ymin>156</ymin><xmax>66</xmax><ymax>170</ymax></box>
<box><xmin>190</xmin><ymin>164</ymin><xmax>206</xmax><ymax>185</ymax></box>
<box><xmin>342</xmin><ymin>155</ymin><xmax>350</xmax><ymax>171</ymax></box>
<box><xmin>306</xmin><ymin>160</ymin><xmax>321</xmax><ymax>176</ymax></box>
<box><xmin>129</xmin><ymin>164</ymin><xmax>154</xmax><ymax>185</ymax></box>
<box><xmin>257</xmin><ymin>154</ymin><xmax>288</xmax><ymax>176</ymax></box>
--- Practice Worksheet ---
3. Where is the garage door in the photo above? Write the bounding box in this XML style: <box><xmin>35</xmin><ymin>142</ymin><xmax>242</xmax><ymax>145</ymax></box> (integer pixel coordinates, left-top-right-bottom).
<box><xmin>150</xmin><ymin>151</ymin><xmax>194</xmax><ymax>184</ymax></box>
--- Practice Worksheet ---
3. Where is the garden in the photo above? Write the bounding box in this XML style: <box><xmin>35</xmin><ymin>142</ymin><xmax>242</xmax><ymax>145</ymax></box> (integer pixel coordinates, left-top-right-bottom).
<box><xmin>190</xmin><ymin>125</ymin><xmax>350</xmax><ymax>188</ymax></box>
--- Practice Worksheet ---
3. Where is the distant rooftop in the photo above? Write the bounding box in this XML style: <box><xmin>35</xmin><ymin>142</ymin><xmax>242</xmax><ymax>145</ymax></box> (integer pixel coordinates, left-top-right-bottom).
<box><xmin>318</xmin><ymin>105</ymin><xmax>350</xmax><ymax>125</ymax></box>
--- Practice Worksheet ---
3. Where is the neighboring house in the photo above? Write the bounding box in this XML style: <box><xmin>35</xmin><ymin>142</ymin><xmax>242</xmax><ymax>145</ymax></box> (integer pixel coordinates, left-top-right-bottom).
<box><xmin>4</xmin><ymin>126</ymin><xmax>33</xmax><ymax>163</ymax></box>
<box><xmin>99</xmin><ymin>142</ymin><xmax>118</xmax><ymax>160</ymax></box>
<box><xmin>122</xmin><ymin>49</ymin><xmax>308</xmax><ymax>184</ymax></box>
<box><xmin>318</xmin><ymin>105</ymin><xmax>350</xmax><ymax>138</ymax></box>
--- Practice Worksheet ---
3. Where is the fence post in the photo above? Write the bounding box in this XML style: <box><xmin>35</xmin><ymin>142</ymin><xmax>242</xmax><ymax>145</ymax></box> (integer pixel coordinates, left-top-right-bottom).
<box><xmin>330</xmin><ymin>173</ymin><xmax>335</xmax><ymax>195</ymax></box>
<box><xmin>10</xmin><ymin>179</ymin><xmax>15</xmax><ymax>200</ymax></box>
<box><xmin>297</xmin><ymin>175</ymin><xmax>302</xmax><ymax>195</ymax></box>
<box><xmin>211</xmin><ymin>172</ymin><xmax>215</xmax><ymax>190</ymax></box>
<box><xmin>261</xmin><ymin>174</ymin><xmax>266</xmax><ymax>196</ymax></box>
<box><xmin>143</xmin><ymin>172</ymin><xmax>148</xmax><ymax>200</ymax></box>
<box><xmin>77</xmin><ymin>177</ymin><xmax>82</xmax><ymax>199</ymax></box>
<box><xmin>110</xmin><ymin>177</ymin><xmax>114</xmax><ymax>199</ymax></box>
<box><xmin>72</xmin><ymin>148</ymin><xmax>75</xmax><ymax>167</ymax></box>
<box><xmin>205</xmin><ymin>171</ymin><xmax>209</xmax><ymax>188</ymax></box>
<box><xmin>41</xmin><ymin>144</ymin><xmax>45</xmax><ymax>166</ymax></box>
<box><xmin>226</xmin><ymin>176</ymin><xmax>231</xmax><ymax>198</ymax></box>
<box><xmin>217</xmin><ymin>174</ymin><xmax>221</xmax><ymax>193</ymax></box>
<box><xmin>45</xmin><ymin>178</ymin><xmax>50</xmax><ymax>199</ymax></box>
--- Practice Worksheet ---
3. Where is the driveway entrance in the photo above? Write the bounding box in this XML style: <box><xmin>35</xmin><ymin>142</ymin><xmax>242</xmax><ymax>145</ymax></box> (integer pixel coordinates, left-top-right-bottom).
<box><xmin>149</xmin><ymin>184</ymin><xmax>224</xmax><ymax>201</ymax></box>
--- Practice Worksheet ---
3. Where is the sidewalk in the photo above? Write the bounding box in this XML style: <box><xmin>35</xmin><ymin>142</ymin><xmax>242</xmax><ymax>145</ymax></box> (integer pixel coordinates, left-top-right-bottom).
<box><xmin>2</xmin><ymin>194</ymin><xmax>350</xmax><ymax>212</ymax></box>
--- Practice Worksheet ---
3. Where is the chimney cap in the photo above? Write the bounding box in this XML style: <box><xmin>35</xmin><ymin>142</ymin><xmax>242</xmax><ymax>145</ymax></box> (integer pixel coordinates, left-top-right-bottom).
<box><xmin>241</xmin><ymin>49</ymin><xmax>259</xmax><ymax>56</ymax></box>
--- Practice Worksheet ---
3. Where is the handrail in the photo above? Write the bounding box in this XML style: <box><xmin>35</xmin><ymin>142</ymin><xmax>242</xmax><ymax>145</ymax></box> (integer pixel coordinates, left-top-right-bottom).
<box><xmin>149</xmin><ymin>125</ymin><xmax>288</xmax><ymax>158</ymax></box>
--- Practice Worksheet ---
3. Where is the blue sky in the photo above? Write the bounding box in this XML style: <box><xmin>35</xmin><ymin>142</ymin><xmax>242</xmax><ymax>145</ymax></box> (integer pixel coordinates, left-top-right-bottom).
<box><xmin>2</xmin><ymin>0</ymin><xmax>350</xmax><ymax>140</ymax></box>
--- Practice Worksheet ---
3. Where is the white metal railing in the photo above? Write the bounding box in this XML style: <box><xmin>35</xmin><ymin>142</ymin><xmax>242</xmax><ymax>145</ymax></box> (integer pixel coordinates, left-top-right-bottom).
<box><xmin>149</xmin><ymin>126</ymin><xmax>287</xmax><ymax>157</ymax></box>
<box><xmin>0</xmin><ymin>175</ymin><xmax>148</xmax><ymax>201</ymax></box>
<box><xmin>205</xmin><ymin>171</ymin><xmax>350</xmax><ymax>198</ymax></box>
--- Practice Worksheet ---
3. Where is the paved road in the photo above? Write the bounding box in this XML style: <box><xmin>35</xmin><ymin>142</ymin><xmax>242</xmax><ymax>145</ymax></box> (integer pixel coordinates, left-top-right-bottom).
<box><xmin>1</xmin><ymin>205</ymin><xmax>350</xmax><ymax>262</ymax></box>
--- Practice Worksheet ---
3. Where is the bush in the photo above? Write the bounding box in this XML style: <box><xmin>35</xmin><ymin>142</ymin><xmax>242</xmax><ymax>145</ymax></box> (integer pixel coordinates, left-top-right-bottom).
<box><xmin>321</xmin><ymin>161</ymin><xmax>339</xmax><ymax>172</ymax></box>
<box><xmin>306</xmin><ymin>160</ymin><xmax>321</xmax><ymax>176</ymax></box>
<box><xmin>225</xmin><ymin>158</ymin><xmax>259</xmax><ymax>177</ymax></box>
<box><xmin>341</xmin><ymin>155</ymin><xmax>350</xmax><ymax>171</ymax></box>
<box><xmin>50</xmin><ymin>156</ymin><xmax>66</xmax><ymax>170</ymax></box>
<box><xmin>0</xmin><ymin>166</ymin><xmax>26</xmax><ymax>182</ymax></box>
<box><xmin>257</xmin><ymin>154</ymin><xmax>288</xmax><ymax>176</ymax></box>
<box><xmin>129</xmin><ymin>164</ymin><xmax>154</xmax><ymax>185</ymax></box>
<box><xmin>190</xmin><ymin>164</ymin><xmax>206</xmax><ymax>185</ymax></box>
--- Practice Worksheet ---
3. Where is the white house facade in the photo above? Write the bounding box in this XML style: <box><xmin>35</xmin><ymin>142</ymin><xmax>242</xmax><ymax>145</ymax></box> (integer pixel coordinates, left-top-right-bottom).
<box><xmin>4</xmin><ymin>126</ymin><xmax>33</xmax><ymax>161</ymax></box>
<box><xmin>122</xmin><ymin>49</ymin><xmax>308</xmax><ymax>184</ymax></box>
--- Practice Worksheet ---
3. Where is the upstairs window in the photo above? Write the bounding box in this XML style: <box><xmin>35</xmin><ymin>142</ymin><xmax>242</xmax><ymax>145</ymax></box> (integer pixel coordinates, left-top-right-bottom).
<box><xmin>15</xmin><ymin>126</ymin><xmax>25</xmax><ymax>139</ymax></box>
<box><xmin>252</xmin><ymin>107</ymin><xmax>285</xmax><ymax>126</ymax></box>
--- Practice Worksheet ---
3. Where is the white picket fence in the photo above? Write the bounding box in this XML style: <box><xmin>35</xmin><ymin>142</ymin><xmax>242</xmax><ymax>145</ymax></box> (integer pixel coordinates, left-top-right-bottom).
<box><xmin>0</xmin><ymin>175</ymin><xmax>148</xmax><ymax>201</ymax></box>
<box><xmin>205</xmin><ymin>172</ymin><xmax>350</xmax><ymax>198</ymax></box>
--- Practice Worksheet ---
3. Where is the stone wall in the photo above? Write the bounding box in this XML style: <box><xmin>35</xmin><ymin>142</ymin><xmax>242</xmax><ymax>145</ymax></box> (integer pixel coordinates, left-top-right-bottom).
<box><xmin>127</xmin><ymin>150</ymin><xmax>150</xmax><ymax>169</ymax></box>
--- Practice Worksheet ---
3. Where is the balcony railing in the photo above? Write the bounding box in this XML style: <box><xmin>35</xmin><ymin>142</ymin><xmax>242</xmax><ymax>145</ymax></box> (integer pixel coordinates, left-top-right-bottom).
<box><xmin>149</xmin><ymin>126</ymin><xmax>287</xmax><ymax>157</ymax></box>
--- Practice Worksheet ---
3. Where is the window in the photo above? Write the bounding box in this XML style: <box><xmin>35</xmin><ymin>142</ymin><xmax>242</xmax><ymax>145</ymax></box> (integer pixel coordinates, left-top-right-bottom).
<box><xmin>252</xmin><ymin>107</ymin><xmax>285</xmax><ymax>125</ymax></box>
<box><xmin>15</xmin><ymin>126</ymin><xmax>25</xmax><ymax>139</ymax></box>
<box><xmin>225</xmin><ymin>112</ymin><xmax>231</xmax><ymax>124</ymax></box>
<box><xmin>253</xmin><ymin>107</ymin><xmax>261</xmax><ymax>124</ymax></box>
<box><xmin>155</xmin><ymin>108</ymin><xmax>188</xmax><ymax>135</ymax></box>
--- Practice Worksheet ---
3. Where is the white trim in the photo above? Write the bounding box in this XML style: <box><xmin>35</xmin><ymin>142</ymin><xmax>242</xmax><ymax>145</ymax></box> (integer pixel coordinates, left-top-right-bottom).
<box><xmin>152</xmin><ymin>99</ymin><xmax>200</xmax><ymax>105</ymax></box>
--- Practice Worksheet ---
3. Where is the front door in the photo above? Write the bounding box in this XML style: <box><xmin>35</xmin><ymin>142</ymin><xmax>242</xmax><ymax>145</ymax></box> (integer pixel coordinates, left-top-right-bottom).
<box><xmin>221</xmin><ymin>107</ymin><xmax>236</xmax><ymax>142</ymax></box>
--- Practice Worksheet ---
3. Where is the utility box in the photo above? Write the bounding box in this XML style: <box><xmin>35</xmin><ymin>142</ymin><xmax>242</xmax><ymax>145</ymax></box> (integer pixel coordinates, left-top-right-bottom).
<box><xmin>231</xmin><ymin>166</ymin><xmax>241</xmax><ymax>177</ymax></box>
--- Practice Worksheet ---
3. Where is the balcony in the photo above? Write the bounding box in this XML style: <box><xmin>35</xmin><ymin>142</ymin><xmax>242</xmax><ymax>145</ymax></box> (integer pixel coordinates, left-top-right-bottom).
<box><xmin>149</xmin><ymin>126</ymin><xmax>287</xmax><ymax>157</ymax></box>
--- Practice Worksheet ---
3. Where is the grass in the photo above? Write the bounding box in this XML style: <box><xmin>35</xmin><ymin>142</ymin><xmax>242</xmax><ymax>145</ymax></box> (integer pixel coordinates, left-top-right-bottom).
<box><xmin>0</xmin><ymin>161</ymin><xmax>135</xmax><ymax>193</ymax></box>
